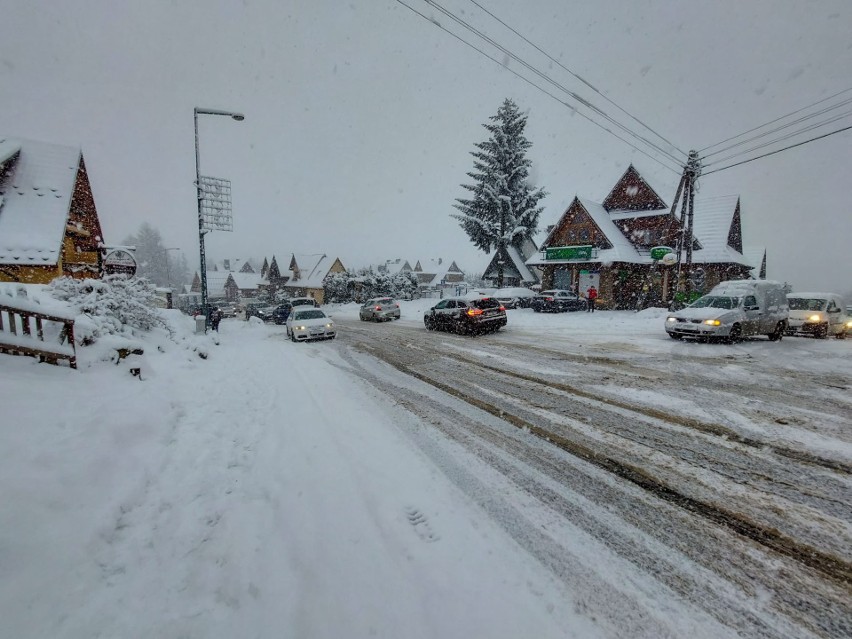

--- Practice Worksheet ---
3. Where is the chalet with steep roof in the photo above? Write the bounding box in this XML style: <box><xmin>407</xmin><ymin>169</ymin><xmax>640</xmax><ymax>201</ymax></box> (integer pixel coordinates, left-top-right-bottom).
<box><xmin>0</xmin><ymin>137</ymin><xmax>105</xmax><ymax>283</ymax></box>
<box><xmin>483</xmin><ymin>237</ymin><xmax>540</xmax><ymax>287</ymax></box>
<box><xmin>527</xmin><ymin>164</ymin><xmax>764</xmax><ymax>308</ymax></box>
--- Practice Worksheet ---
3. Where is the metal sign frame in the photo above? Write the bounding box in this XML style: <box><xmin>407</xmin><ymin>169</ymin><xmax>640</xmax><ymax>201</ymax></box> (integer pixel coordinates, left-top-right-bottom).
<box><xmin>198</xmin><ymin>175</ymin><xmax>233</xmax><ymax>232</ymax></box>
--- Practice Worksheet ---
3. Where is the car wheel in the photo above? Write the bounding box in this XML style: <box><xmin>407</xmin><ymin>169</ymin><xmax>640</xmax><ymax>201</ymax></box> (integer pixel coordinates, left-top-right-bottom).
<box><xmin>668</xmin><ymin>332</ymin><xmax>683</xmax><ymax>340</ymax></box>
<box><xmin>837</xmin><ymin>331</ymin><xmax>847</xmax><ymax>340</ymax></box>
<box><xmin>290</xmin><ymin>331</ymin><xmax>296</xmax><ymax>342</ymax></box>
<box><xmin>815</xmin><ymin>324</ymin><xmax>829</xmax><ymax>339</ymax></box>
<box><xmin>767</xmin><ymin>321</ymin><xmax>785</xmax><ymax>342</ymax></box>
<box><xmin>454</xmin><ymin>320</ymin><xmax>469</xmax><ymax>335</ymax></box>
<box><xmin>726</xmin><ymin>323</ymin><xmax>742</xmax><ymax>344</ymax></box>
<box><xmin>424</xmin><ymin>317</ymin><xmax>435</xmax><ymax>331</ymax></box>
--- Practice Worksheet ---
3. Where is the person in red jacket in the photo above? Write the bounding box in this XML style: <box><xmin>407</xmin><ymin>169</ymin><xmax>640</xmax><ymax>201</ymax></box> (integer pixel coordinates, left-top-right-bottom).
<box><xmin>586</xmin><ymin>285</ymin><xmax>598</xmax><ymax>312</ymax></box>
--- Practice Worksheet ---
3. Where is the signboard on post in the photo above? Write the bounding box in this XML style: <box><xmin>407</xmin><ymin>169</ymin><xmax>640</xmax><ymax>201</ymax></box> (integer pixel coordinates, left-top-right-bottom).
<box><xmin>545</xmin><ymin>245</ymin><xmax>594</xmax><ymax>261</ymax></box>
<box><xmin>102</xmin><ymin>248</ymin><xmax>137</xmax><ymax>278</ymax></box>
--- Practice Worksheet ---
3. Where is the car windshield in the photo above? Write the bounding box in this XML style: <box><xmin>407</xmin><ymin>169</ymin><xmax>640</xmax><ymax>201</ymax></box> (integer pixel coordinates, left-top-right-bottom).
<box><xmin>294</xmin><ymin>310</ymin><xmax>325</xmax><ymax>320</ymax></box>
<box><xmin>539</xmin><ymin>291</ymin><xmax>558</xmax><ymax>296</ymax></box>
<box><xmin>787</xmin><ymin>298</ymin><xmax>827</xmax><ymax>311</ymax></box>
<box><xmin>689</xmin><ymin>296</ymin><xmax>739</xmax><ymax>310</ymax></box>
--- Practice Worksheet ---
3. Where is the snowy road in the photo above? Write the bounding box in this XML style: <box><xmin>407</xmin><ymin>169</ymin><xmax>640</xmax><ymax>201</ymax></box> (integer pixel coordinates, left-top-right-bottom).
<box><xmin>2</xmin><ymin>305</ymin><xmax>850</xmax><ymax>638</ymax></box>
<box><xmin>330</xmin><ymin>309</ymin><xmax>852</xmax><ymax>639</ymax></box>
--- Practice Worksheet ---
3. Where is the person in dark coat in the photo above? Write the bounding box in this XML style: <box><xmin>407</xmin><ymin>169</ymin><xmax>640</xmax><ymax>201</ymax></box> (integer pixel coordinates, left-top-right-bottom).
<box><xmin>211</xmin><ymin>307</ymin><xmax>223</xmax><ymax>331</ymax></box>
<box><xmin>586</xmin><ymin>286</ymin><xmax>598</xmax><ymax>312</ymax></box>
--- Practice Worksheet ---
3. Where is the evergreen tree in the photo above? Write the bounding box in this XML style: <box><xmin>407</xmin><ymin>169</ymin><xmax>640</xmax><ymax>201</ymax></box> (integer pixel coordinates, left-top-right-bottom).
<box><xmin>260</xmin><ymin>258</ymin><xmax>269</xmax><ymax>279</ymax></box>
<box><xmin>122</xmin><ymin>223</ymin><xmax>180</xmax><ymax>288</ymax></box>
<box><xmin>453</xmin><ymin>99</ymin><xmax>547</xmax><ymax>287</ymax></box>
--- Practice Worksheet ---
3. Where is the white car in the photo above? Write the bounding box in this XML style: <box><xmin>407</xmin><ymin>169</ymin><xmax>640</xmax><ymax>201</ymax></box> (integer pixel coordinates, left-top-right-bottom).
<box><xmin>285</xmin><ymin>307</ymin><xmax>336</xmax><ymax>342</ymax></box>
<box><xmin>786</xmin><ymin>292</ymin><xmax>849</xmax><ymax>339</ymax></box>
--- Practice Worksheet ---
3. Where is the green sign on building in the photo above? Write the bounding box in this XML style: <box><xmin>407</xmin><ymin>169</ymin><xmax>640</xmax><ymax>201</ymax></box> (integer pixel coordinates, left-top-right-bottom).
<box><xmin>649</xmin><ymin>245</ymin><xmax>674</xmax><ymax>261</ymax></box>
<box><xmin>545</xmin><ymin>245</ymin><xmax>594</xmax><ymax>261</ymax></box>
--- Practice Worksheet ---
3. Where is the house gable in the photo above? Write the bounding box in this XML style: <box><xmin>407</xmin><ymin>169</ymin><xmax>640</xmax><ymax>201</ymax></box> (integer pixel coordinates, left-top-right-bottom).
<box><xmin>602</xmin><ymin>164</ymin><xmax>668</xmax><ymax>212</ymax></box>
<box><xmin>727</xmin><ymin>198</ymin><xmax>743</xmax><ymax>253</ymax></box>
<box><xmin>543</xmin><ymin>197</ymin><xmax>613</xmax><ymax>250</ymax></box>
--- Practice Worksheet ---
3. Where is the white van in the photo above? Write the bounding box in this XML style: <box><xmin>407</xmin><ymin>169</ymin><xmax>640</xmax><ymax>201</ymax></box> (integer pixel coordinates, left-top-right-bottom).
<box><xmin>665</xmin><ymin>279</ymin><xmax>788</xmax><ymax>342</ymax></box>
<box><xmin>785</xmin><ymin>292</ymin><xmax>849</xmax><ymax>339</ymax></box>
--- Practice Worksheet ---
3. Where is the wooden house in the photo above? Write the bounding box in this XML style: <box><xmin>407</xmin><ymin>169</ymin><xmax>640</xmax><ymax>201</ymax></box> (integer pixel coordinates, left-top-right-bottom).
<box><xmin>527</xmin><ymin>165</ymin><xmax>761</xmax><ymax>308</ymax></box>
<box><xmin>483</xmin><ymin>237</ymin><xmax>540</xmax><ymax>287</ymax></box>
<box><xmin>0</xmin><ymin>137</ymin><xmax>105</xmax><ymax>283</ymax></box>
<box><xmin>281</xmin><ymin>253</ymin><xmax>346</xmax><ymax>304</ymax></box>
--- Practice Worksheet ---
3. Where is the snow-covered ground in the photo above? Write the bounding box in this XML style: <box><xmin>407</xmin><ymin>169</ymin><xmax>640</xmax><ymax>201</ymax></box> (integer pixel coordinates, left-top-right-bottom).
<box><xmin>1</xmin><ymin>297</ymin><xmax>850</xmax><ymax>638</ymax></box>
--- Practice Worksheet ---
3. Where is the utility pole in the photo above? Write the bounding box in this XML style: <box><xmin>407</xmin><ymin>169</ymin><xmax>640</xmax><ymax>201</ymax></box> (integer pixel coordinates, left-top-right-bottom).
<box><xmin>671</xmin><ymin>150</ymin><xmax>702</xmax><ymax>307</ymax></box>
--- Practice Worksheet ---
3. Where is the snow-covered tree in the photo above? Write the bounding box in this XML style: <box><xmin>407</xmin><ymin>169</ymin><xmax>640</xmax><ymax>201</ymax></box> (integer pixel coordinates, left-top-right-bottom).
<box><xmin>49</xmin><ymin>275</ymin><xmax>166</xmax><ymax>344</ymax></box>
<box><xmin>122</xmin><ymin>223</ymin><xmax>186</xmax><ymax>288</ymax></box>
<box><xmin>453</xmin><ymin>99</ymin><xmax>547</xmax><ymax>287</ymax></box>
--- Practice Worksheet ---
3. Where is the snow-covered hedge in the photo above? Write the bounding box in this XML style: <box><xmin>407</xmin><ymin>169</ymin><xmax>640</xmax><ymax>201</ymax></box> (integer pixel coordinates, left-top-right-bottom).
<box><xmin>49</xmin><ymin>276</ymin><xmax>167</xmax><ymax>344</ymax></box>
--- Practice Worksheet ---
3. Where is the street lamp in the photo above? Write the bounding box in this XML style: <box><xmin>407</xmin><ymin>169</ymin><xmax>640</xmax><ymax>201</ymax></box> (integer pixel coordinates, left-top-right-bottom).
<box><xmin>194</xmin><ymin>107</ymin><xmax>244</xmax><ymax>330</ymax></box>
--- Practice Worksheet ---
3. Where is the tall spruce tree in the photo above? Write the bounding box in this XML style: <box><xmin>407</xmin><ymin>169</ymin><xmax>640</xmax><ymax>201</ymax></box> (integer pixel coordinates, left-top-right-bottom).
<box><xmin>453</xmin><ymin>99</ymin><xmax>546</xmax><ymax>287</ymax></box>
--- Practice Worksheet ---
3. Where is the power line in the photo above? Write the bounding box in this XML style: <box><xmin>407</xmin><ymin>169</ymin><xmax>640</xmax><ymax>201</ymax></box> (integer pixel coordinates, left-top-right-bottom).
<box><xmin>419</xmin><ymin>0</ymin><xmax>684</xmax><ymax>166</ymax></box>
<box><xmin>464</xmin><ymin>0</ymin><xmax>687</xmax><ymax>160</ymax></box>
<box><xmin>704</xmin><ymin>107</ymin><xmax>852</xmax><ymax>167</ymax></box>
<box><xmin>700</xmin><ymin>97</ymin><xmax>852</xmax><ymax>160</ymax></box>
<box><xmin>703</xmin><ymin>124</ymin><xmax>852</xmax><ymax>175</ymax></box>
<box><xmin>698</xmin><ymin>86</ymin><xmax>852</xmax><ymax>153</ymax></box>
<box><xmin>392</xmin><ymin>0</ymin><xmax>683</xmax><ymax>174</ymax></box>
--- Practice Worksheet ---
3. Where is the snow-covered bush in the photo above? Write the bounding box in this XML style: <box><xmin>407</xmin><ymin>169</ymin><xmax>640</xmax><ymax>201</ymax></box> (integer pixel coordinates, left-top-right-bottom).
<box><xmin>324</xmin><ymin>270</ymin><xmax>420</xmax><ymax>303</ymax></box>
<box><xmin>49</xmin><ymin>276</ymin><xmax>167</xmax><ymax>344</ymax></box>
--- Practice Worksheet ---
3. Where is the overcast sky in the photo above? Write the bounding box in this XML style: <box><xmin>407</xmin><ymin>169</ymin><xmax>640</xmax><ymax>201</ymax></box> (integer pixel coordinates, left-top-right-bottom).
<box><xmin>2</xmin><ymin>1</ymin><xmax>850</xmax><ymax>292</ymax></box>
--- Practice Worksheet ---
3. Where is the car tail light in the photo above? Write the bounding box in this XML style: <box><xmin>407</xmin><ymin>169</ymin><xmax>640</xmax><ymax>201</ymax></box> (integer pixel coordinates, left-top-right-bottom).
<box><xmin>395</xmin><ymin>303</ymin><xmax>399</xmax><ymax>307</ymax></box>
<box><xmin>375</xmin><ymin>306</ymin><xmax>382</xmax><ymax>311</ymax></box>
<box><xmin>466</xmin><ymin>308</ymin><xmax>483</xmax><ymax>316</ymax></box>
<box><xmin>499</xmin><ymin>305</ymin><xmax>505</xmax><ymax>311</ymax></box>
<box><xmin>545</xmin><ymin>297</ymin><xmax>554</xmax><ymax>301</ymax></box>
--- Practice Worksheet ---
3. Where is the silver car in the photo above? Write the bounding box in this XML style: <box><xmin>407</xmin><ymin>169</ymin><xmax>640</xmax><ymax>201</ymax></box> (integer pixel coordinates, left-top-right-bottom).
<box><xmin>359</xmin><ymin>297</ymin><xmax>400</xmax><ymax>322</ymax></box>
<box><xmin>286</xmin><ymin>307</ymin><xmax>336</xmax><ymax>342</ymax></box>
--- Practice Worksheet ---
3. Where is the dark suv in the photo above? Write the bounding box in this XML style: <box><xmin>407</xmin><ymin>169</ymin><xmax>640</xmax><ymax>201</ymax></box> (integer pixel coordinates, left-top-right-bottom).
<box><xmin>424</xmin><ymin>296</ymin><xmax>507</xmax><ymax>335</ymax></box>
<box><xmin>272</xmin><ymin>302</ymin><xmax>293</xmax><ymax>324</ymax></box>
<box><xmin>530</xmin><ymin>289</ymin><xmax>587</xmax><ymax>312</ymax></box>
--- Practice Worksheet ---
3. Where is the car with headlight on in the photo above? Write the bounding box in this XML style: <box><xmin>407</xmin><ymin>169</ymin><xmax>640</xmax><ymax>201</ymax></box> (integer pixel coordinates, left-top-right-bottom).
<box><xmin>423</xmin><ymin>295</ymin><xmax>507</xmax><ymax>335</ymax></box>
<box><xmin>359</xmin><ymin>297</ymin><xmax>400</xmax><ymax>321</ymax></box>
<box><xmin>785</xmin><ymin>292</ymin><xmax>848</xmax><ymax>339</ymax></box>
<box><xmin>665</xmin><ymin>279</ymin><xmax>788</xmax><ymax>342</ymax></box>
<box><xmin>285</xmin><ymin>307</ymin><xmax>336</xmax><ymax>342</ymax></box>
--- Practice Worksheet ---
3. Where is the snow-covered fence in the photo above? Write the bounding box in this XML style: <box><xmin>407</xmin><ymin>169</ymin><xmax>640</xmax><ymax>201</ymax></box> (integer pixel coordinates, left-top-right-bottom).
<box><xmin>0</xmin><ymin>301</ymin><xmax>77</xmax><ymax>369</ymax></box>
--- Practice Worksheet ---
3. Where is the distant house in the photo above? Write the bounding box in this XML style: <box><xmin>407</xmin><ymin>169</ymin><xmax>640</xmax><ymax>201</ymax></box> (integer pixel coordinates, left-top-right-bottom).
<box><xmin>281</xmin><ymin>253</ymin><xmax>346</xmax><ymax>304</ymax></box>
<box><xmin>412</xmin><ymin>258</ymin><xmax>465</xmax><ymax>289</ymax></box>
<box><xmin>527</xmin><ymin>164</ymin><xmax>764</xmax><ymax>308</ymax></box>
<box><xmin>483</xmin><ymin>237</ymin><xmax>540</xmax><ymax>287</ymax></box>
<box><xmin>0</xmin><ymin>137</ymin><xmax>105</xmax><ymax>283</ymax></box>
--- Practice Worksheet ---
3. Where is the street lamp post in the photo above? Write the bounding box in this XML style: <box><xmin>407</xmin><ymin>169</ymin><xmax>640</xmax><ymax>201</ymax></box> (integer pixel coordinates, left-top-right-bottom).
<box><xmin>163</xmin><ymin>247</ymin><xmax>180</xmax><ymax>290</ymax></box>
<box><xmin>195</xmin><ymin>107</ymin><xmax>244</xmax><ymax>330</ymax></box>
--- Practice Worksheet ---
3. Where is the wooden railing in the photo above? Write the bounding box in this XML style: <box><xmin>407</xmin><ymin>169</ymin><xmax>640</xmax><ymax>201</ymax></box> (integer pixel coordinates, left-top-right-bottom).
<box><xmin>0</xmin><ymin>303</ymin><xmax>77</xmax><ymax>369</ymax></box>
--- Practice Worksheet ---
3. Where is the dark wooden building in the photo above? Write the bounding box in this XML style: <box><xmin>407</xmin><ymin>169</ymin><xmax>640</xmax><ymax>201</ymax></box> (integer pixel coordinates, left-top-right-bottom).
<box><xmin>527</xmin><ymin>165</ymin><xmax>760</xmax><ymax>308</ymax></box>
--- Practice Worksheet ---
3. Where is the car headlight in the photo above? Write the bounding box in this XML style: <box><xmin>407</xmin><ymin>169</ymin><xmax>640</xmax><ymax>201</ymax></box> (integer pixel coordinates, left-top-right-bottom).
<box><xmin>297</xmin><ymin>325</ymin><xmax>306</xmax><ymax>330</ymax></box>
<box><xmin>846</xmin><ymin>319</ymin><xmax>852</xmax><ymax>328</ymax></box>
<box><xmin>703</xmin><ymin>319</ymin><xmax>721</xmax><ymax>326</ymax></box>
<box><xmin>666</xmin><ymin>317</ymin><xmax>677</xmax><ymax>323</ymax></box>
<box><xmin>326</xmin><ymin>323</ymin><xmax>333</xmax><ymax>328</ymax></box>
<box><xmin>807</xmin><ymin>314</ymin><xmax>822</xmax><ymax>322</ymax></box>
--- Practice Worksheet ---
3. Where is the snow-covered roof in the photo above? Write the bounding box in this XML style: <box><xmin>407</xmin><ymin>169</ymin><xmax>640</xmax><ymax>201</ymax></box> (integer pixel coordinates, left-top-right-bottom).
<box><xmin>286</xmin><ymin>254</ymin><xmax>332</xmax><ymax>289</ymax></box>
<box><xmin>528</xmin><ymin>198</ymin><xmax>642</xmax><ymax>266</ymax></box>
<box><xmin>505</xmin><ymin>244</ymin><xmax>536</xmax><ymax>282</ymax></box>
<box><xmin>690</xmin><ymin>196</ymin><xmax>751</xmax><ymax>266</ymax></box>
<box><xmin>204</xmin><ymin>271</ymin><xmax>232</xmax><ymax>298</ymax></box>
<box><xmin>0</xmin><ymin>137</ymin><xmax>80</xmax><ymax>266</ymax></box>
<box><xmin>742</xmin><ymin>246</ymin><xmax>765</xmax><ymax>272</ymax></box>
<box><xmin>230</xmin><ymin>272</ymin><xmax>265</xmax><ymax>291</ymax></box>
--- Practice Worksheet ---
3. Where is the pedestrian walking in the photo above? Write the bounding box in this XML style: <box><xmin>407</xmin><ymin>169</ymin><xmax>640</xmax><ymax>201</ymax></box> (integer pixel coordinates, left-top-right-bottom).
<box><xmin>586</xmin><ymin>285</ymin><xmax>598</xmax><ymax>312</ymax></box>
<box><xmin>211</xmin><ymin>307</ymin><xmax>223</xmax><ymax>331</ymax></box>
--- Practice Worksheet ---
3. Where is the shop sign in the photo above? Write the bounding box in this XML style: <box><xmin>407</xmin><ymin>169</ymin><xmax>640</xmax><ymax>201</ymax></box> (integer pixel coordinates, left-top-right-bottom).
<box><xmin>545</xmin><ymin>245</ymin><xmax>593</xmax><ymax>260</ymax></box>
<box><xmin>649</xmin><ymin>245</ymin><xmax>674</xmax><ymax>261</ymax></box>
